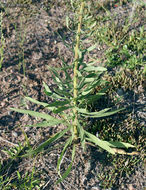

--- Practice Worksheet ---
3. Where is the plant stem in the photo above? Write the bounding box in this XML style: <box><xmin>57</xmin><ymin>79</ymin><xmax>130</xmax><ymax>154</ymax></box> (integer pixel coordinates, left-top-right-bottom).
<box><xmin>73</xmin><ymin>1</ymin><xmax>85</xmax><ymax>141</ymax></box>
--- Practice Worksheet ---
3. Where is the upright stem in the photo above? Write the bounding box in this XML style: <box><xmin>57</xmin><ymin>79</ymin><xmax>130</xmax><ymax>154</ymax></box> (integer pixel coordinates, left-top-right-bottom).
<box><xmin>73</xmin><ymin>1</ymin><xmax>85</xmax><ymax>141</ymax></box>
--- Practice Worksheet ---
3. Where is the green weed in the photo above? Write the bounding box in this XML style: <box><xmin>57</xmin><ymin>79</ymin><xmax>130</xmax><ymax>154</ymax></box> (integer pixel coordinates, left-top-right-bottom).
<box><xmin>0</xmin><ymin>141</ymin><xmax>39</xmax><ymax>190</ymax></box>
<box><xmin>10</xmin><ymin>1</ymin><xmax>135</xmax><ymax>184</ymax></box>
<box><xmin>81</xmin><ymin>0</ymin><xmax>145</xmax><ymax>69</ymax></box>
<box><xmin>0</xmin><ymin>162</ymin><xmax>39</xmax><ymax>190</ymax></box>
<box><xmin>93</xmin><ymin>68</ymin><xmax>145</xmax><ymax>189</ymax></box>
<box><xmin>96</xmin><ymin>118</ymin><xmax>144</xmax><ymax>189</ymax></box>
<box><xmin>105</xmin><ymin>26</ymin><xmax>145</xmax><ymax>69</ymax></box>
<box><xmin>13</xmin><ymin>167</ymin><xmax>40</xmax><ymax>190</ymax></box>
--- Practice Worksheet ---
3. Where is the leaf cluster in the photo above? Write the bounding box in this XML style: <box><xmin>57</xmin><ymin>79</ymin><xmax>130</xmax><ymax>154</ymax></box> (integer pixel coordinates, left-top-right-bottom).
<box><xmin>10</xmin><ymin>53</ymin><xmax>134</xmax><ymax>182</ymax></box>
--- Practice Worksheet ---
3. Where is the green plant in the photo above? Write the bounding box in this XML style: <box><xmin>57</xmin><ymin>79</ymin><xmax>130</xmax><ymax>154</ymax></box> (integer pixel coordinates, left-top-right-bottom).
<box><xmin>0</xmin><ymin>12</ymin><xmax>5</xmax><ymax>71</ymax></box>
<box><xmin>0</xmin><ymin>176</ymin><xmax>12</xmax><ymax>190</ymax></box>
<box><xmin>81</xmin><ymin>0</ymin><xmax>145</xmax><ymax>69</ymax></box>
<box><xmin>105</xmin><ymin>26</ymin><xmax>145</xmax><ymax>69</ymax></box>
<box><xmin>0</xmin><ymin>144</ymin><xmax>23</xmax><ymax>190</ymax></box>
<box><xmin>0</xmin><ymin>127</ymin><xmax>40</xmax><ymax>190</ymax></box>
<box><xmin>13</xmin><ymin>167</ymin><xmax>40</xmax><ymax>190</ymax></box>
<box><xmin>11</xmin><ymin>0</ymin><xmax>134</xmax><ymax>183</ymax></box>
<box><xmin>0</xmin><ymin>138</ymin><xmax>39</xmax><ymax>189</ymax></box>
<box><xmin>0</xmin><ymin>164</ymin><xmax>12</xmax><ymax>190</ymax></box>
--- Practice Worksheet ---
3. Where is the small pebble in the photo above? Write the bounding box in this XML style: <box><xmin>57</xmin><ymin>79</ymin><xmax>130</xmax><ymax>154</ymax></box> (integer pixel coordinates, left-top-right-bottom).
<box><xmin>12</xmin><ymin>131</ymin><xmax>18</xmax><ymax>138</ymax></box>
<box><xmin>138</xmin><ymin>85</ymin><xmax>144</xmax><ymax>93</ymax></box>
<box><xmin>1</xmin><ymin>102</ymin><xmax>5</xmax><ymax>107</ymax></box>
<box><xmin>91</xmin><ymin>187</ymin><xmax>100</xmax><ymax>190</ymax></box>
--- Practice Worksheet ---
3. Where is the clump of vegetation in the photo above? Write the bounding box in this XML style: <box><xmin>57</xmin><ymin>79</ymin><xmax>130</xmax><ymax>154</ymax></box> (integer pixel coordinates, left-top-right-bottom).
<box><xmin>0</xmin><ymin>144</ymin><xmax>40</xmax><ymax>190</ymax></box>
<box><xmin>105</xmin><ymin>26</ymin><xmax>145</xmax><ymax>69</ymax></box>
<box><xmin>80</xmin><ymin>0</ymin><xmax>145</xmax><ymax>69</ymax></box>
<box><xmin>10</xmin><ymin>1</ymin><xmax>135</xmax><ymax>184</ymax></box>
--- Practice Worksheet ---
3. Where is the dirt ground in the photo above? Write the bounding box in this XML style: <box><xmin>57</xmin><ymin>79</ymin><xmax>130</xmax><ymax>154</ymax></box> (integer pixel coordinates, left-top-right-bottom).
<box><xmin>0</xmin><ymin>1</ymin><xmax>145</xmax><ymax>190</ymax></box>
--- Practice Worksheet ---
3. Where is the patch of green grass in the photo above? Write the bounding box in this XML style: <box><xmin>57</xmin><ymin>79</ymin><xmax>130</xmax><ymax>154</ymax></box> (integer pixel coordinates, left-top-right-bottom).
<box><xmin>82</xmin><ymin>0</ymin><xmax>145</xmax><ymax>69</ymax></box>
<box><xmin>97</xmin><ymin>154</ymin><xmax>143</xmax><ymax>189</ymax></box>
<box><xmin>0</xmin><ymin>162</ymin><xmax>40</xmax><ymax>190</ymax></box>
<box><xmin>92</xmin><ymin>105</ymin><xmax>145</xmax><ymax>189</ymax></box>
<box><xmin>91</xmin><ymin>69</ymin><xmax>145</xmax><ymax>189</ymax></box>
<box><xmin>12</xmin><ymin>168</ymin><xmax>40</xmax><ymax>190</ymax></box>
<box><xmin>0</xmin><ymin>142</ymin><xmax>40</xmax><ymax>190</ymax></box>
<box><xmin>105</xmin><ymin>26</ymin><xmax>145</xmax><ymax>69</ymax></box>
<box><xmin>96</xmin><ymin>119</ymin><xmax>144</xmax><ymax>189</ymax></box>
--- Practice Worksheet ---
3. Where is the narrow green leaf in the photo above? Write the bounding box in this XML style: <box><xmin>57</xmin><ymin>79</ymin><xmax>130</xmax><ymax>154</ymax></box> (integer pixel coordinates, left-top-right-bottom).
<box><xmin>56</xmin><ymin>161</ymin><xmax>73</xmax><ymax>184</ymax></box>
<box><xmin>25</xmin><ymin>126</ymin><xmax>71</xmax><ymax>156</ymax></box>
<box><xmin>88</xmin><ymin>60</ymin><xmax>100</xmax><ymax>66</ymax></box>
<box><xmin>48</xmin><ymin>66</ymin><xmax>60</xmax><ymax>78</ymax></box>
<box><xmin>86</xmin><ymin>72</ymin><xmax>97</xmax><ymax>78</ymax></box>
<box><xmin>43</xmin><ymin>82</ymin><xmax>52</xmax><ymax>94</ymax></box>
<box><xmin>53</xmin><ymin>106</ymin><xmax>73</xmax><ymax>114</ymax></box>
<box><xmin>25</xmin><ymin>97</ymin><xmax>49</xmax><ymax>107</ymax></box>
<box><xmin>78</xmin><ymin>77</ymin><xmax>86</xmax><ymax>90</ymax></box>
<box><xmin>78</xmin><ymin>108</ymin><xmax>124</xmax><ymax>118</ymax></box>
<box><xmin>89</xmin><ymin>108</ymin><xmax>124</xmax><ymax>118</ymax></box>
<box><xmin>86</xmin><ymin>93</ymin><xmax>105</xmax><ymax>104</ymax></box>
<box><xmin>46</xmin><ymin>100</ymin><xmax>70</xmax><ymax>107</ymax></box>
<box><xmin>90</xmin><ymin>21</ymin><xmax>96</xmax><ymax>29</ymax></box>
<box><xmin>10</xmin><ymin>108</ymin><xmax>59</xmax><ymax>121</ymax></box>
<box><xmin>87</xmin><ymin>44</ymin><xmax>97</xmax><ymax>52</ymax></box>
<box><xmin>77</xmin><ymin>108</ymin><xmax>111</xmax><ymax>115</ymax></box>
<box><xmin>84</xmin><ymin>78</ymin><xmax>95</xmax><ymax>83</ymax></box>
<box><xmin>77</xmin><ymin>70</ymin><xmax>82</xmax><ymax>77</ymax></box>
<box><xmin>44</xmin><ymin>89</ymin><xmax>64</xmax><ymax>100</ymax></box>
<box><xmin>84</xmin><ymin>66</ymin><xmax>107</xmax><ymax>72</ymax></box>
<box><xmin>85</xmin><ymin>131</ymin><xmax>115</xmax><ymax>154</ymax></box>
<box><xmin>51</xmin><ymin>75</ymin><xmax>63</xmax><ymax>89</ymax></box>
<box><xmin>72</xmin><ymin>144</ymin><xmax>76</xmax><ymax>159</ymax></box>
<box><xmin>44</xmin><ymin>89</ymin><xmax>52</xmax><ymax>97</ymax></box>
<box><xmin>25</xmin><ymin>120</ymin><xmax>65</xmax><ymax>128</ymax></box>
<box><xmin>57</xmin><ymin>32</ymin><xmax>73</xmax><ymax>52</ymax></box>
<box><xmin>57</xmin><ymin>137</ymin><xmax>72</xmax><ymax>177</ymax></box>
<box><xmin>82</xmin><ymin>88</ymin><xmax>93</xmax><ymax>96</ymax></box>
<box><xmin>98</xmin><ymin>84</ymin><xmax>111</xmax><ymax>94</ymax></box>
<box><xmin>54</xmin><ymin>88</ymin><xmax>72</xmax><ymax>98</ymax></box>
<box><xmin>81</xmin><ymin>79</ymin><xmax>100</xmax><ymax>95</ymax></box>
<box><xmin>76</xmin><ymin>108</ymin><xmax>88</xmax><ymax>114</ymax></box>
<box><xmin>43</xmin><ymin>82</ymin><xmax>65</xmax><ymax>100</ymax></box>
<box><xmin>77</xmin><ymin>123</ymin><xmax>86</xmax><ymax>151</ymax></box>
<box><xmin>77</xmin><ymin>48</ymin><xmax>82</xmax><ymax>58</ymax></box>
<box><xmin>55</xmin><ymin>64</ymin><xmax>72</xmax><ymax>71</ymax></box>
<box><xmin>106</xmin><ymin>141</ymin><xmax>135</xmax><ymax>148</ymax></box>
<box><xmin>17</xmin><ymin>171</ymin><xmax>21</xmax><ymax>179</ymax></box>
<box><xmin>49</xmin><ymin>67</ymin><xmax>71</xmax><ymax>91</ymax></box>
<box><xmin>61</xmin><ymin>58</ymin><xmax>72</xmax><ymax>79</ymax></box>
<box><xmin>56</xmin><ymin>144</ymin><xmax>76</xmax><ymax>184</ymax></box>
